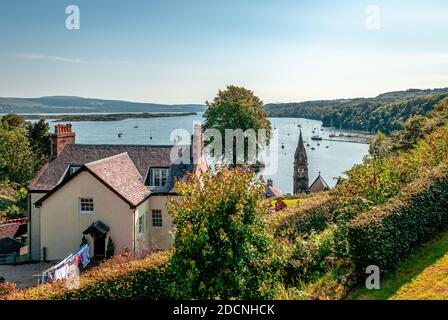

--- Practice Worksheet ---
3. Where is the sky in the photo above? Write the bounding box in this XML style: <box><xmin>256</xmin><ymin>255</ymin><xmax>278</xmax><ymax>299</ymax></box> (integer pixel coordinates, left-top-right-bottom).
<box><xmin>0</xmin><ymin>0</ymin><xmax>447</xmax><ymax>104</ymax></box>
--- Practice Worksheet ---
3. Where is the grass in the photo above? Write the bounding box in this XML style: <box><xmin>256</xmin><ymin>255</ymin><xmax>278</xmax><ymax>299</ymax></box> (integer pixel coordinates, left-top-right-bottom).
<box><xmin>348</xmin><ymin>229</ymin><xmax>448</xmax><ymax>300</ymax></box>
<box><xmin>391</xmin><ymin>253</ymin><xmax>448</xmax><ymax>300</ymax></box>
<box><xmin>271</xmin><ymin>198</ymin><xmax>301</xmax><ymax>207</ymax></box>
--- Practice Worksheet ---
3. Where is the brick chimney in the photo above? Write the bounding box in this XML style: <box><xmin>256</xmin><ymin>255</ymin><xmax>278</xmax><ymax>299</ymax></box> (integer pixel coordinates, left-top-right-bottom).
<box><xmin>51</xmin><ymin>124</ymin><xmax>76</xmax><ymax>159</ymax></box>
<box><xmin>190</xmin><ymin>123</ymin><xmax>207</xmax><ymax>173</ymax></box>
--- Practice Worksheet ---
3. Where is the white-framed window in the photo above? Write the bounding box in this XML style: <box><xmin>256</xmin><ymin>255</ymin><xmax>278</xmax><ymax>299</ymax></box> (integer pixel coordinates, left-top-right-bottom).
<box><xmin>152</xmin><ymin>210</ymin><xmax>162</xmax><ymax>227</ymax></box>
<box><xmin>69</xmin><ymin>165</ymin><xmax>81</xmax><ymax>176</ymax></box>
<box><xmin>138</xmin><ymin>215</ymin><xmax>144</xmax><ymax>234</ymax></box>
<box><xmin>150</xmin><ymin>168</ymin><xmax>169</xmax><ymax>187</ymax></box>
<box><xmin>79</xmin><ymin>198</ymin><xmax>94</xmax><ymax>214</ymax></box>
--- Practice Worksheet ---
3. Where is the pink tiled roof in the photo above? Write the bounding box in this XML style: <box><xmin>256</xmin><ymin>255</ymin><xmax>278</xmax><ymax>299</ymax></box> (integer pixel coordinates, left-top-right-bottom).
<box><xmin>85</xmin><ymin>153</ymin><xmax>151</xmax><ymax>207</ymax></box>
<box><xmin>0</xmin><ymin>222</ymin><xmax>24</xmax><ymax>239</ymax></box>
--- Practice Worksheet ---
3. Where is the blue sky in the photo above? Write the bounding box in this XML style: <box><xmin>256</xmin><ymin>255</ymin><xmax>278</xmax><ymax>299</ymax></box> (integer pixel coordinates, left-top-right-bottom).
<box><xmin>0</xmin><ymin>0</ymin><xmax>447</xmax><ymax>104</ymax></box>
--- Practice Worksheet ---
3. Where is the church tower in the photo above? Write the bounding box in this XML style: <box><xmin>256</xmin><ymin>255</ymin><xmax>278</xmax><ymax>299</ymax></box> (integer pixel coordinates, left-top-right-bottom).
<box><xmin>293</xmin><ymin>130</ymin><xmax>309</xmax><ymax>194</ymax></box>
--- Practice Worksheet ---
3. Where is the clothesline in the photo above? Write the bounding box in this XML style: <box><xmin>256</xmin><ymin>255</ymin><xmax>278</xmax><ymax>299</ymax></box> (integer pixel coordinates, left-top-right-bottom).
<box><xmin>41</xmin><ymin>244</ymin><xmax>90</xmax><ymax>284</ymax></box>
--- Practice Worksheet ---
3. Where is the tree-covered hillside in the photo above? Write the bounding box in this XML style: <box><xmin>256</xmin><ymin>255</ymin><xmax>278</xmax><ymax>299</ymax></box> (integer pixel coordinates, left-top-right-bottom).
<box><xmin>265</xmin><ymin>87</ymin><xmax>448</xmax><ymax>133</ymax></box>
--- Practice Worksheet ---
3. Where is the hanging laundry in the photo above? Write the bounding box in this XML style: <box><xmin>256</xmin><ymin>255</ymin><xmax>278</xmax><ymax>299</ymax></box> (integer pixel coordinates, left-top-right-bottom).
<box><xmin>78</xmin><ymin>244</ymin><xmax>90</xmax><ymax>268</ymax></box>
<box><xmin>41</xmin><ymin>244</ymin><xmax>90</xmax><ymax>284</ymax></box>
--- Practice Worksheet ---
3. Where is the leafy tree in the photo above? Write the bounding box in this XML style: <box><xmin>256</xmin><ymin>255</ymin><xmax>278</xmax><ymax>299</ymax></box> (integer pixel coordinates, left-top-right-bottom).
<box><xmin>0</xmin><ymin>114</ymin><xmax>25</xmax><ymax>128</ymax></box>
<box><xmin>203</xmin><ymin>86</ymin><xmax>272</xmax><ymax>165</ymax></box>
<box><xmin>27</xmin><ymin>119</ymin><xmax>51</xmax><ymax>165</ymax></box>
<box><xmin>0</xmin><ymin>123</ymin><xmax>35</xmax><ymax>185</ymax></box>
<box><xmin>168</xmin><ymin>166</ymin><xmax>280</xmax><ymax>299</ymax></box>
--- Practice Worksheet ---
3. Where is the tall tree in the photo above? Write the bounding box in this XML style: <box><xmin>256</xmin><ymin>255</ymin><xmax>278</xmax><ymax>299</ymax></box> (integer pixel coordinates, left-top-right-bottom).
<box><xmin>203</xmin><ymin>86</ymin><xmax>272</xmax><ymax>165</ymax></box>
<box><xmin>0</xmin><ymin>123</ymin><xmax>35</xmax><ymax>185</ymax></box>
<box><xmin>27</xmin><ymin>119</ymin><xmax>51</xmax><ymax>165</ymax></box>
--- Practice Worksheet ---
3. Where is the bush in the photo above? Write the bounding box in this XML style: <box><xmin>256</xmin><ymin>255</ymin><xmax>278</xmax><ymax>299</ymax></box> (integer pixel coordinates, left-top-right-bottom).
<box><xmin>284</xmin><ymin>228</ymin><xmax>336</xmax><ymax>284</ymax></box>
<box><xmin>106</xmin><ymin>237</ymin><xmax>115</xmax><ymax>259</ymax></box>
<box><xmin>347</xmin><ymin>162</ymin><xmax>448</xmax><ymax>274</ymax></box>
<box><xmin>4</xmin><ymin>251</ymin><xmax>171</xmax><ymax>300</ymax></box>
<box><xmin>268</xmin><ymin>193</ymin><xmax>337</xmax><ymax>241</ymax></box>
<box><xmin>168</xmin><ymin>166</ymin><xmax>281</xmax><ymax>300</ymax></box>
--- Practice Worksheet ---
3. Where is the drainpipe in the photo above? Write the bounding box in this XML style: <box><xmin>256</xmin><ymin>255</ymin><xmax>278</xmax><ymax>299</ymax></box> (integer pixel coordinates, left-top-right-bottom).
<box><xmin>133</xmin><ymin>208</ymin><xmax>136</xmax><ymax>257</ymax></box>
<box><xmin>27</xmin><ymin>191</ymin><xmax>31</xmax><ymax>261</ymax></box>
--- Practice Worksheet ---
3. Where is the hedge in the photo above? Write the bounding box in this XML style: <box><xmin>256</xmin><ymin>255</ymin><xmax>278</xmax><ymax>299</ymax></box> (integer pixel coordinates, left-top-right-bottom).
<box><xmin>267</xmin><ymin>192</ymin><xmax>338</xmax><ymax>241</ymax></box>
<box><xmin>347</xmin><ymin>162</ymin><xmax>448</xmax><ymax>274</ymax></box>
<box><xmin>4</xmin><ymin>251</ymin><xmax>171</xmax><ymax>300</ymax></box>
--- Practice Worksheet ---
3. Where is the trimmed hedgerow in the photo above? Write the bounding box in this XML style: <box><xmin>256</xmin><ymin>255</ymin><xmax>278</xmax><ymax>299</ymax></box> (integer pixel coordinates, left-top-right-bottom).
<box><xmin>4</xmin><ymin>251</ymin><xmax>171</xmax><ymax>300</ymax></box>
<box><xmin>347</xmin><ymin>162</ymin><xmax>448</xmax><ymax>274</ymax></box>
<box><xmin>267</xmin><ymin>193</ymin><xmax>338</xmax><ymax>241</ymax></box>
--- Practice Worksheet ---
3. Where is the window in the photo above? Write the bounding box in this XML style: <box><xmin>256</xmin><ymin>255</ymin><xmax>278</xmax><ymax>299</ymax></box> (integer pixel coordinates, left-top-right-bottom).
<box><xmin>138</xmin><ymin>215</ymin><xmax>144</xmax><ymax>234</ymax></box>
<box><xmin>80</xmin><ymin>198</ymin><xmax>94</xmax><ymax>214</ymax></box>
<box><xmin>150</xmin><ymin>168</ymin><xmax>169</xmax><ymax>187</ymax></box>
<box><xmin>152</xmin><ymin>210</ymin><xmax>162</xmax><ymax>227</ymax></box>
<box><xmin>69</xmin><ymin>165</ymin><xmax>81</xmax><ymax>176</ymax></box>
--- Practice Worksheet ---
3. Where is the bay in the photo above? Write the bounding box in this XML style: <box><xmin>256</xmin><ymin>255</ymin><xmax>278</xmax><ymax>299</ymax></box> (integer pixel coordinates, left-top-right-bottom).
<box><xmin>47</xmin><ymin>113</ymin><xmax>369</xmax><ymax>195</ymax></box>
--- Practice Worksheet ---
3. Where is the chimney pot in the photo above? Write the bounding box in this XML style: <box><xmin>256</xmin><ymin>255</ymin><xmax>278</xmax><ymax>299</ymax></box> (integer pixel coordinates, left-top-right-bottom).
<box><xmin>51</xmin><ymin>123</ymin><xmax>76</xmax><ymax>159</ymax></box>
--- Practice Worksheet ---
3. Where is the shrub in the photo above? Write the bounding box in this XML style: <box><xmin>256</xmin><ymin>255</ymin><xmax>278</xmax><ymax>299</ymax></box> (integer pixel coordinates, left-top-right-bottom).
<box><xmin>4</xmin><ymin>251</ymin><xmax>171</xmax><ymax>300</ymax></box>
<box><xmin>268</xmin><ymin>193</ymin><xmax>337</xmax><ymax>241</ymax></box>
<box><xmin>168</xmin><ymin>166</ymin><xmax>281</xmax><ymax>300</ymax></box>
<box><xmin>106</xmin><ymin>237</ymin><xmax>115</xmax><ymax>259</ymax></box>
<box><xmin>347</xmin><ymin>162</ymin><xmax>448</xmax><ymax>274</ymax></box>
<box><xmin>0</xmin><ymin>283</ymin><xmax>16</xmax><ymax>297</ymax></box>
<box><xmin>284</xmin><ymin>228</ymin><xmax>336</xmax><ymax>284</ymax></box>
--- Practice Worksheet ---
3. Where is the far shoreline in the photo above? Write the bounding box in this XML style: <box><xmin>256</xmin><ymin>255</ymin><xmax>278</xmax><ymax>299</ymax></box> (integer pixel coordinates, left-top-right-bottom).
<box><xmin>22</xmin><ymin>112</ymin><xmax>198</xmax><ymax>122</ymax></box>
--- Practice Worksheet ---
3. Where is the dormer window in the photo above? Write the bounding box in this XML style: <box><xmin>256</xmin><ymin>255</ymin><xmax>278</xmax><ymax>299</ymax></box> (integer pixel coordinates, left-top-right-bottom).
<box><xmin>69</xmin><ymin>165</ymin><xmax>81</xmax><ymax>176</ymax></box>
<box><xmin>149</xmin><ymin>168</ymin><xmax>169</xmax><ymax>188</ymax></box>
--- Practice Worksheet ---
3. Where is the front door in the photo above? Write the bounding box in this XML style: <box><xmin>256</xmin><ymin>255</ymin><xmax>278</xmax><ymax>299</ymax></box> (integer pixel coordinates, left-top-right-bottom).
<box><xmin>93</xmin><ymin>234</ymin><xmax>106</xmax><ymax>258</ymax></box>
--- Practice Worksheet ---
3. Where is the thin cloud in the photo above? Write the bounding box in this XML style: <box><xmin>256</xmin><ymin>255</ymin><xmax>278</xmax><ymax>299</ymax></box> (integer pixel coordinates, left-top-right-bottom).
<box><xmin>15</xmin><ymin>53</ymin><xmax>86</xmax><ymax>64</ymax></box>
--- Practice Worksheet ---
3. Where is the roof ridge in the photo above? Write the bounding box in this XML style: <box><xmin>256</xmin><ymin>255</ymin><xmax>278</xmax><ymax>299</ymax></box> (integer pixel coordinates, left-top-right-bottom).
<box><xmin>73</xmin><ymin>144</ymin><xmax>177</xmax><ymax>148</ymax></box>
<box><xmin>85</xmin><ymin>152</ymin><xmax>130</xmax><ymax>167</ymax></box>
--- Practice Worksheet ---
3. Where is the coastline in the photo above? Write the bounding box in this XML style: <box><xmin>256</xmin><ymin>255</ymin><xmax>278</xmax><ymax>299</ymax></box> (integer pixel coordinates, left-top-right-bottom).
<box><xmin>22</xmin><ymin>112</ymin><xmax>197</xmax><ymax>122</ymax></box>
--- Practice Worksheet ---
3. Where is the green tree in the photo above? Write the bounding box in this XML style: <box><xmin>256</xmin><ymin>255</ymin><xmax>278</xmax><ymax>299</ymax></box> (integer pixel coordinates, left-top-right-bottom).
<box><xmin>168</xmin><ymin>166</ymin><xmax>280</xmax><ymax>299</ymax></box>
<box><xmin>27</xmin><ymin>119</ymin><xmax>51</xmax><ymax>166</ymax></box>
<box><xmin>0</xmin><ymin>114</ymin><xmax>25</xmax><ymax>128</ymax></box>
<box><xmin>106</xmin><ymin>237</ymin><xmax>115</xmax><ymax>259</ymax></box>
<box><xmin>0</xmin><ymin>123</ymin><xmax>35</xmax><ymax>185</ymax></box>
<box><xmin>203</xmin><ymin>86</ymin><xmax>272</xmax><ymax>165</ymax></box>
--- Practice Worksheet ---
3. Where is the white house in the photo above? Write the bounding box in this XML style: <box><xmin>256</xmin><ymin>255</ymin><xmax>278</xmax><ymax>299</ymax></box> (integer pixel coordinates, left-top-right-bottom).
<box><xmin>28</xmin><ymin>123</ymin><xmax>207</xmax><ymax>261</ymax></box>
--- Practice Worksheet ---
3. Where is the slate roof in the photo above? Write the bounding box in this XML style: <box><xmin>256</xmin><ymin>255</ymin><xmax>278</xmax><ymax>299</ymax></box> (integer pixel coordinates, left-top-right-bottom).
<box><xmin>29</xmin><ymin>144</ymin><xmax>177</xmax><ymax>191</ymax></box>
<box><xmin>265</xmin><ymin>185</ymin><xmax>284</xmax><ymax>198</ymax></box>
<box><xmin>85</xmin><ymin>153</ymin><xmax>151</xmax><ymax>206</ymax></box>
<box><xmin>83</xmin><ymin>220</ymin><xmax>110</xmax><ymax>236</ymax></box>
<box><xmin>309</xmin><ymin>173</ymin><xmax>330</xmax><ymax>193</ymax></box>
<box><xmin>0</xmin><ymin>237</ymin><xmax>25</xmax><ymax>254</ymax></box>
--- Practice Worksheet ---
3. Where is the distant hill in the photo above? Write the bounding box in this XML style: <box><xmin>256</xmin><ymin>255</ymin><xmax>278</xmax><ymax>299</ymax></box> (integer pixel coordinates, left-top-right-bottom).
<box><xmin>265</xmin><ymin>87</ymin><xmax>448</xmax><ymax>133</ymax></box>
<box><xmin>0</xmin><ymin>96</ymin><xmax>205</xmax><ymax>114</ymax></box>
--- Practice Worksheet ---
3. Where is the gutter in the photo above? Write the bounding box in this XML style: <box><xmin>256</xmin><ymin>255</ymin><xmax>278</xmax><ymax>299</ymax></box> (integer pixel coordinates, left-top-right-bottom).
<box><xmin>133</xmin><ymin>208</ymin><xmax>136</xmax><ymax>257</ymax></box>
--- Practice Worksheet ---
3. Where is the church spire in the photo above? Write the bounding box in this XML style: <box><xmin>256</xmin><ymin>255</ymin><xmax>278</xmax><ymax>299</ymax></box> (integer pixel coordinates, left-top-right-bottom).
<box><xmin>293</xmin><ymin>129</ymin><xmax>309</xmax><ymax>194</ymax></box>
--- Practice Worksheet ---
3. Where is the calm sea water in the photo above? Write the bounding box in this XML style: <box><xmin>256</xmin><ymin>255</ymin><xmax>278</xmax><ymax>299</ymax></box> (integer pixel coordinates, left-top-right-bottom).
<box><xmin>47</xmin><ymin>113</ymin><xmax>369</xmax><ymax>194</ymax></box>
